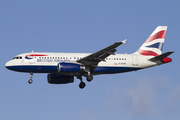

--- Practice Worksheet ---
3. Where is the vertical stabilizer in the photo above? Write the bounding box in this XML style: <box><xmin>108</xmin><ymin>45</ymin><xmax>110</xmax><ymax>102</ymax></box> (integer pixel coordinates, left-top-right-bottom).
<box><xmin>135</xmin><ymin>26</ymin><xmax>167</xmax><ymax>56</ymax></box>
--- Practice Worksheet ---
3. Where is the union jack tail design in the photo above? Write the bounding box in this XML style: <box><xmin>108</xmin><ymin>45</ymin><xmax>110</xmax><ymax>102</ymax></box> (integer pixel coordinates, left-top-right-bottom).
<box><xmin>136</xmin><ymin>26</ymin><xmax>167</xmax><ymax>56</ymax></box>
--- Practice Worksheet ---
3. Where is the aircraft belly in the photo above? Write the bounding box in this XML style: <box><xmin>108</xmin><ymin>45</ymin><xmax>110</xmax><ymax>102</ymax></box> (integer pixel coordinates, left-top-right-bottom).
<box><xmin>93</xmin><ymin>66</ymin><xmax>141</xmax><ymax>74</ymax></box>
<box><xmin>6</xmin><ymin>65</ymin><xmax>57</xmax><ymax>73</ymax></box>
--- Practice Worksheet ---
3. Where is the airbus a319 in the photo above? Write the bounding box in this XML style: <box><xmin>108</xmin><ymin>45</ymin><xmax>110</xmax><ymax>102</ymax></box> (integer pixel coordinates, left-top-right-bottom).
<box><xmin>5</xmin><ymin>26</ymin><xmax>174</xmax><ymax>89</ymax></box>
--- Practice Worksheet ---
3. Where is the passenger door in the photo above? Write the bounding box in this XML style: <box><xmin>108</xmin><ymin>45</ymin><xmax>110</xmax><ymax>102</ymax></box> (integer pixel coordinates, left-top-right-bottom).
<box><xmin>132</xmin><ymin>54</ymin><xmax>138</xmax><ymax>66</ymax></box>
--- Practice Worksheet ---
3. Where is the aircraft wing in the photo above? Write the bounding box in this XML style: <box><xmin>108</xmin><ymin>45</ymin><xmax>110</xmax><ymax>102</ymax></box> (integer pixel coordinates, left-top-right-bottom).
<box><xmin>77</xmin><ymin>39</ymin><xmax>127</xmax><ymax>69</ymax></box>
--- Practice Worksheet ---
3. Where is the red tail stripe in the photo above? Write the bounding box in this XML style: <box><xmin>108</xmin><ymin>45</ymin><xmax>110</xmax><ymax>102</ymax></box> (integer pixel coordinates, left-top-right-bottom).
<box><xmin>145</xmin><ymin>30</ymin><xmax>166</xmax><ymax>43</ymax></box>
<box><xmin>138</xmin><ymin>49</ymin><xmax>159</xmax><ymax>56</ymax></box>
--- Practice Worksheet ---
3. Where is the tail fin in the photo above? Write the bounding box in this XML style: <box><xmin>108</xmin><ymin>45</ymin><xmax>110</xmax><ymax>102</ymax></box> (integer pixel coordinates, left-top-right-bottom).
<box><xmin>135</xmin><ymin>26</ymin><xmax>167</xmax><ymax>56</ymax></box>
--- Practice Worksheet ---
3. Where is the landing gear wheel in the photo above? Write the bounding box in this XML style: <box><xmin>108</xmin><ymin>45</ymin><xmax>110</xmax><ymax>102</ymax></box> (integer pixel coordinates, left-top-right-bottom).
<box><xmin>28</xmin><ymin>79</ymin><xmax>33</xmax><ymax>84</ymax></box>
<box><xmin>86</xmin><ymin>75</ymin><xmax>93</xmax><ymax>82</ymax></box>
<box><xmin>79</xmin><ymin>82</ymin><xmax>86</xmax><ymax>89</ymax></box>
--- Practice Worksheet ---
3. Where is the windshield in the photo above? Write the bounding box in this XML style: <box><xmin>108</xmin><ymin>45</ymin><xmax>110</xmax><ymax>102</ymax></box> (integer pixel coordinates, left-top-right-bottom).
<box><xmin>12</xmin><ymin>56</ymin><xmax>22</xmax><ymax>59</ymax></box>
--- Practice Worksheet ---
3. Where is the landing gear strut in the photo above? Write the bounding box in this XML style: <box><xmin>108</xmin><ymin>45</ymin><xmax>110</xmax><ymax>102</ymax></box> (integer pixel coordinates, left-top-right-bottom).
<box><xmin>84</xmin><ymin>67</ymin><xmax>93</xmax><ymax>82</ymax></box>
<box><xmin>28</xmin><ymin>72</ymin><xmax>33</xmax><ymax>84</ymax></box>
<box><xmin>77</xmin><ymin>76</ymin><xmax>86</xmax><ymax>89</ymax></box>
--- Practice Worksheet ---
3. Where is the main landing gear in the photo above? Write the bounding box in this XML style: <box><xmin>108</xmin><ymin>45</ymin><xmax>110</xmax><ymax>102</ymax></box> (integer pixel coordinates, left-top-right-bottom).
<box><xmin>77</xmin><ymin>75</ymin><xmax>94</xmax><ymax>89</ymax></box>
<box><xmin>28</xmin><ymin>72</ymin><xmax>33</xmax><ymax>84</ymax></box>
<box><xmin>77</xmin><ymin>76</ymin><xmax>86</xmax><ymax>89</ymax></box>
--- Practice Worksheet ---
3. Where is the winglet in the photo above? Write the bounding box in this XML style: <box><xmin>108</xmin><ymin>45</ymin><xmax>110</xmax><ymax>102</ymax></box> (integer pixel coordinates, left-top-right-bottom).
<box><xmin>121</xmin><ymin>39</ymin><xmax>127</xmax><ymax>44</ymax></box>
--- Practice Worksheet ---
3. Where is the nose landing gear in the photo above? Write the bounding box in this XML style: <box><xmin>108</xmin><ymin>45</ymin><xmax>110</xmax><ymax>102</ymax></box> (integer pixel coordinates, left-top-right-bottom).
<box><xmin>28</xmin><ymin>72</ymin><xmax>33</xmax><ymax>84</ymax></box>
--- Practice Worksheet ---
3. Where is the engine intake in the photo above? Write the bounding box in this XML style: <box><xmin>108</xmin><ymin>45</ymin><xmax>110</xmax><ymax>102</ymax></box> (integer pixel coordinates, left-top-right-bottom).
<box><xmin>47</xmin><ymin>74</ymin><xmax>74</xmax><ymax>84</ymax></box>
<box><xmin>57</xmin><ymin>62</ymin><xmax>85</xmax><ymax>72</ymax></box>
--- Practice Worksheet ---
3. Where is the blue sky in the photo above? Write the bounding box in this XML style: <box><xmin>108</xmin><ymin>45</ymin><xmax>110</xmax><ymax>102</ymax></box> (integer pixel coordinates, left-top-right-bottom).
<box><xmin>0</xmin><ymin>0</ymin><xmax>179</xmax><ymax>120</ymax></box>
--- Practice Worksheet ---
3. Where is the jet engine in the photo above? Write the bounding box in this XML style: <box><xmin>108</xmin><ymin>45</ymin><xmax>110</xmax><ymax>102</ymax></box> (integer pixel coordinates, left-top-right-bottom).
<box><xmin>57</xmin><ymin>62</ymin><xmax>85</xmax><ymax>72</ymax></box>
<box><xmin>47</xmin><ymin>74</ymin><xmax>74</xmax><ymax>84</ymax></box>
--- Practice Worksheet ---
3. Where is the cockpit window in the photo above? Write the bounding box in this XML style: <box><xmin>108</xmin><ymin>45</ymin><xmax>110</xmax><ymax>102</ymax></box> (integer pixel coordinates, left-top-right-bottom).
<box><xmin>12</xmin><ymin>56</ymin><xmax>22</xmax><ymax>59</ymax></box>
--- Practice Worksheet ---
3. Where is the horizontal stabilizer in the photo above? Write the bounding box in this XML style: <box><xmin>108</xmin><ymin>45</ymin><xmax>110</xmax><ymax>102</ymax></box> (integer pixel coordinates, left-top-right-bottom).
<box><xmin>149</xmin><ymin>51</ymin><xmax>174</xmax><ymax>62</ymax></box>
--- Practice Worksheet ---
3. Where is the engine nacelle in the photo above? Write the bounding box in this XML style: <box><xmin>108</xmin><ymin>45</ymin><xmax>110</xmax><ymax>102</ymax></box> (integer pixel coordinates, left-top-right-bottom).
<box><xmin>47</xmin><ymin>74</ymin><xmax>74</xmax><ymax>84</ymax></box>
<box><xmin>57</xmin><ymin>62</ymin><xmax>85</xmax><ymax>72</ymax></box>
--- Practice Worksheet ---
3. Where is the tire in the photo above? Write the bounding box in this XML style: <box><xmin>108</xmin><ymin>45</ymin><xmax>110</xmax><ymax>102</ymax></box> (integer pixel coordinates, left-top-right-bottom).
<box><xmin>86</xmin><ymin>75</ymin><xmax>93</xmax><ymax>82</ymax></box>
<box><xmin>79</xmin><ymin>82</ymin><xmax>86</xmax><ymax>89</ymax></box>
<box><xmin>28</xmin><ymin>79</ymin><xmax>33</xmax><ymax>84</ymax></box>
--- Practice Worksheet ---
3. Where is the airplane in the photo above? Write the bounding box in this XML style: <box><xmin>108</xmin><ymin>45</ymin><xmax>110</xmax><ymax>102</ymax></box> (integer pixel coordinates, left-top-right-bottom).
<box><xmin>5</xmin><ymin>26</ymin><xmax>174</xmax><ymax>89</ymax></box>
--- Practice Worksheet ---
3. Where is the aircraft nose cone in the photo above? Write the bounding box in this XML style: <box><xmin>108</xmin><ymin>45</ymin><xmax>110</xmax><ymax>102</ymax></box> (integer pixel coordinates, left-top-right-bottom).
<box><xmin>5</xmin><ymin>61</ymin><xmax>12</xmax><ymax>70</ymax></box>
<box><xmin>5</xmin><ymin>60</ymin><xmax>20</xmax><ymax>72</ymax></box>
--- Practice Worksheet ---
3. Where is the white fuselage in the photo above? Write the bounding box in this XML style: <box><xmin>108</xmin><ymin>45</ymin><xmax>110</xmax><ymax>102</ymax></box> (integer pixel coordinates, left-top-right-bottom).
<box><xmin>5</xmin><ymin>52</ymin><xmax>159</xmax><ymax>76</ymax></box>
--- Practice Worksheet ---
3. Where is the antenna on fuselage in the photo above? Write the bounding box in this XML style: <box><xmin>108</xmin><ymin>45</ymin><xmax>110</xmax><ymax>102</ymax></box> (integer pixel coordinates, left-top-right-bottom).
<box><xmin>31</xmin><ymin>50</ymin><xmax>34</xmax><ymax>53</ymax></box>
